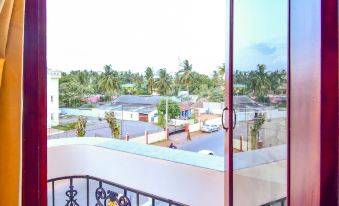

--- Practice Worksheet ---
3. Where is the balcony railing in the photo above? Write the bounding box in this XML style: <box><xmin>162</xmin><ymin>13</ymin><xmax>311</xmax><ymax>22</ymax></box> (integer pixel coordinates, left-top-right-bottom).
<box><xmin>48</xmin><ymin>175</ymin><xmax>187</xmax><ymax>206</ymax></box>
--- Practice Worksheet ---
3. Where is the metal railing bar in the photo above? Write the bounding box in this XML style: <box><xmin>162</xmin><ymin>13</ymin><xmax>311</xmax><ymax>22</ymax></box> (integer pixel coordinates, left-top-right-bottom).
<box><xmin>48</xmin><ymin>175</ymin><xmax>188</xmax><ymax>206</ymax></box>
<box><xmin>86</xmin><ymin>176</ymin><xmax>89</xmax><ymax>206</ymax></box>
<box><xmin>52</xmin><ymin>181</ymin><xmax>55</xmax><ymax>206</ymax></box>
<box><xmin>136</xmin><ymin>193</ymin><xmax>140</xmax><ymax>206</ymax></box>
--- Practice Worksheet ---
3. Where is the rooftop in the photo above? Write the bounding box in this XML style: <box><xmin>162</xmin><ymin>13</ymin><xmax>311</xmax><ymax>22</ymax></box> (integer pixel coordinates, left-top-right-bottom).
<box><xmin>113</xmin><ymin>95</ymin><xmax>165</xmax><ymax>105</ymax></box>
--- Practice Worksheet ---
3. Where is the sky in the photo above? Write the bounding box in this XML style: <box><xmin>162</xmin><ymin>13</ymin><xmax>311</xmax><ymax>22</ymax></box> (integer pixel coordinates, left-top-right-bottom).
<box><xmin>47</xmin><ymin>0</ymin><xmax>287</xmax><ymax>75</ymax></box>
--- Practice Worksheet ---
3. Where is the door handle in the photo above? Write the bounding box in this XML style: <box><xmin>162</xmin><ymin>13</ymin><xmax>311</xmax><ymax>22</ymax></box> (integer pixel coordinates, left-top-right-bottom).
<box><xmin>233</xmin><ymin>109</ymin><xmax>237</xmax><ymax>129</ymax></box>
<box><xmin>221</xmin><ymin>106</ymin><xmax>228</xmax><ymax>130</ymax></box>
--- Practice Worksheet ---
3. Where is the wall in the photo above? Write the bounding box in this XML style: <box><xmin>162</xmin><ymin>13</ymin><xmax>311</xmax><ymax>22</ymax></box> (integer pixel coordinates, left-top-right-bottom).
<box><xmin>48</xmin><ymin>144</ymin><xmax>224</xmax><ymax>206</ymax></box>
<box><xmin>62</xmin><ymin>108</ymin><xmax>144</xmax><ymax>122</ymax></box>
<box><xmin>47</xmin><ymin>70</ymin><xmax>60</xmax><ymax>127</ymax></box>
<box><xmin>188</xmin><ymin>122</ymin><xmax>201</xmax><ymax>132</ymax></box>
<box><xmin>130</xmin><ymin>131</ymin><xmax>167</xmax><ymax>144</ymax></box>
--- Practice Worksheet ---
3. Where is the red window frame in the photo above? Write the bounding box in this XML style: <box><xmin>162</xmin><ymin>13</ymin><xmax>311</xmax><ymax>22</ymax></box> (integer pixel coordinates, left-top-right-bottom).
<box><xmin>21</xmin><ymin>0</ymin><xmax>338</xmax><ymax>205</ymax></box>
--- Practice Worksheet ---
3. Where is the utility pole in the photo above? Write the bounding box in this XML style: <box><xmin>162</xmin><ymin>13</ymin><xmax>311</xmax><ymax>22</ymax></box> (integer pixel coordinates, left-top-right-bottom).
<box><xmin>120</xmin><ymin>104</ymin><xmax>123</xmax><ymax>138</ymax></box>
<box><xmin>245</xmin><ymin>108</ymin><xmax>249</xmax><ymax>151</ymax></box>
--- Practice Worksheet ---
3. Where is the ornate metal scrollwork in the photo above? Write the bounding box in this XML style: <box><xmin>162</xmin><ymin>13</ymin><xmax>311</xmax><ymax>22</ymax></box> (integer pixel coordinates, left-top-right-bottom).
<box><xmin>95</xmin><ymin>183</ymin><xmax>131</xmax><ymax>206</ymax></box>
<box><xmin>95</xmin><ymin>184</ymin><xmax>107</xmax><ymax>206</ymax></box>
<box><xmin>65</xmin><ymin>184</ymin><xmax>79</xmax><ymax>206</ymax></box>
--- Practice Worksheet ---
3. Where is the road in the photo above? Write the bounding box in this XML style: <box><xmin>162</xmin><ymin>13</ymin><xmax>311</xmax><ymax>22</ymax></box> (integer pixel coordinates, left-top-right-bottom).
<box><xmin>178</xmin><ymin>117</ymin><xmax>287</xmax><ymax>157</ymax></box>
<box><xmin>179</xmin><ymin>130</ymin><xmax>225</xmax><ymax>157</ymax></box>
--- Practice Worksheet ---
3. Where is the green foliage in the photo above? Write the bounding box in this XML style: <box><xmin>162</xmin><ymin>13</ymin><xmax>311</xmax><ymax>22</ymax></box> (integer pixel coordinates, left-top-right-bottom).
<box><xmin>155</xmin><ymin>68</ymin><xmax>172</xmax><ymax>95</ymax></box>
<box><xmin>157</xmin><ymin>99</ymin><xmax>180</xmax><ymax>128</ymax></box>
<box><xmin>250</xmin><ymin>113</ymin><xmax>266</xmax><ymax>150</ymax></box>
<box><xmin>207</xmin><ymin>89</ymin><xmax>224</xmax><ymax>102</ymax></box>
<box><xmin>98</xmin><ymin>65</ymin><xmax>120</xmax><ymax>96</ymax></box>
<box><xmin>178</xmin><ymin>59</ymin><xmax>194</xmax><ymax>93</ymax></box>
<box><xmin>58</xmin><ymin>61</ymin><xmax>286</xmax><ymax>108</ymax></box>
<box><xmin>104</xmin><ymin>112</ymin><xmax>120</xmax><ymax>138</ymax></box>
<box><xmin>52</xmin><ymin>122</ymin><xmax>77</xmax><ymax>131</ymax></box>
<box><xmin>75</xmin><ymin>116</ymin><xmax>87</xmax><ymax>137</ymax></box>
<box><xmin>79</xmin><ymin>103</ymin><xmax>96</xmax><ymax>108</ymax></box>
<box><xmin>145</xmin><ymin>67</ymin><xmax>155</xmax><ymax>94</ymax></box>
<box><xmin>59</xmin><ymin>80</ymin><xmax>93</xmax><ymax>108</ymax></box>
<box><xmin>234</xmin><ymin>65</ymin><xmax>287</xmax><ymax>101</ymax></box>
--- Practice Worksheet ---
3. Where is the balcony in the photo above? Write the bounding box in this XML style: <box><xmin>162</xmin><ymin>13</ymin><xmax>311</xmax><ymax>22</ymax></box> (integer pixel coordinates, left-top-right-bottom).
<box><xmin>48</xmin><ymin>137</ymin><xmax>286</xmax><ymax>206</ymax></box>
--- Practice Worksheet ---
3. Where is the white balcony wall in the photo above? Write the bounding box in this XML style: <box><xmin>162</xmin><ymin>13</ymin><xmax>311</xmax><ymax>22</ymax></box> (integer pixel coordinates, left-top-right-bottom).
<box><xmin>48</xmin><ymin>138</ymin><xmax>286</xmax><ymax>206</ymax></box>
<box><xmin>48</xmin><ymin>141</ymin><xmax>224</xmax><ymax>206</ymax></box>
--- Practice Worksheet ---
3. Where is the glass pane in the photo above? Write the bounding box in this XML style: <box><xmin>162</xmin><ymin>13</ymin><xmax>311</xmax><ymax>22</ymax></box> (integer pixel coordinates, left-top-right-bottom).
<box><xmin>47</xmin><ymin>0</ymin><xmax>227</xmax><ymax>205</ymax></box>
<box><xmin>232</xmin><ymin>0</ymin><xmax>288</xmax><ymax>205</ymax></box>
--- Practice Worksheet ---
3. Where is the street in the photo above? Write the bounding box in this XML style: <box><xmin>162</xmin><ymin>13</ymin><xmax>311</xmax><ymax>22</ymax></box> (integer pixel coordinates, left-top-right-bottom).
<box><xmin>179</xmin><ymin>130</ymin><xmax>225</xmax><ymax>156</ymax></box>
<box><xmin>178</xmin><ymin>118</ymin><xmax>287</xmax><ymax>157</ymax></box>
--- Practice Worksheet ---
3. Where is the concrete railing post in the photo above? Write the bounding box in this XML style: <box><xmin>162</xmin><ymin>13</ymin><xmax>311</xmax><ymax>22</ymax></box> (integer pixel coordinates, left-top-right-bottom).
<box><xmin>145</xmin><ymin>130</ymin><xmax>148</xmax><ymax>144</ymax></box>
<box><xmin>240</xmin><ymin>135</ymin><xmax>243</xmax><ymax>151</ymax></box>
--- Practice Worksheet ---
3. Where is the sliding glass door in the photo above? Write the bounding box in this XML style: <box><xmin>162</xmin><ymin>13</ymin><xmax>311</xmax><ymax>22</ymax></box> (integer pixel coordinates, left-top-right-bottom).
<box><xmin>229</xmin><ymin>0</ymin><xmax>288</xmax><ymax>205</ymax></box>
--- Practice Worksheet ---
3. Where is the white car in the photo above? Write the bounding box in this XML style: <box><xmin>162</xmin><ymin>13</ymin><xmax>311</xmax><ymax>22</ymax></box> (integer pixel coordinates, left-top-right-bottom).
<box><xmin>198</xmin><ymin>150</ymin><xmax>214</xmax><ymax>155</ymax></box>
<box><xmin>201</xmin><ymin>124</ymin><xmax>220</xmax><ymax>133</ymax></box>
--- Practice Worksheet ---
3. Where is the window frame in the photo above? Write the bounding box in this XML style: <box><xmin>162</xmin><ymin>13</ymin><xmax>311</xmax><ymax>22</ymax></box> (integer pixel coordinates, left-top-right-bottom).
<box><xmin>21</xmin><ymin>0</ymin><xmax>338</xmax><ymax>205</ymax></box>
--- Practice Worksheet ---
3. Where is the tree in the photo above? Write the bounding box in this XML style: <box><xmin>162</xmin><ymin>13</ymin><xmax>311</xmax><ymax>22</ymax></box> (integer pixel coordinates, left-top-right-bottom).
<box><xmin>104</xmin><ymin>112</ymin><xmax>120</xmax><ymax>138</ymax></box>
<box><xmin>59</xmin><ymin>78</ymin><xmax>93</xmax><ymax>107</ymax></box>
<box><xmin>208</xmin><ymin>89</ymin><xmax>224</xmax><ymax>102</ymax></box>
<box><xmin>157</xmin><ymin>99</ymin><xmax>180</xmax><ymax>128</ymax></box>
<box><xmin>98</xmin><ymin>65</ymin><xmax>120</xmax><ymax>96</ymax></box>
<box><xmin>247</xmin><ymin>64</ymin><xmax>271</xmax><ymax>99</ymax></box>
<box><xmin>145</xmin><ymin>67</ymin><xmax>155</xmax><ymax>94</ymax></box>
<box><xmin>268</xmin><ymin>70</ymin><xmax>287</xmax><ymax>94</ymax></box>
<box><xmin>132</xmin><ymin>72</ymin><xmax>144</xmax><ymax>86</ymax></box>
<box><xmin>155</xmin><ymin>68</ymin><xmax>172</xmax><ymax>95</ymax></box>
<box><xmin>217</xmin><ymin>63</ymin><xmax>226</xmax><ymax>78</ymax></box>
<box><xmin>250</xmin><ymin>113</ymin><xmax>266</xmax><ymax>150</ymax></box>
<box><xmin>179</xmin><ymin>59</ymin><xmax>194</xmax><ymax>93</ymax></box>
<box><xmin>75</xmin><ymin>116</ymin><xmax>87</xmax><ymax>137</ymax></box>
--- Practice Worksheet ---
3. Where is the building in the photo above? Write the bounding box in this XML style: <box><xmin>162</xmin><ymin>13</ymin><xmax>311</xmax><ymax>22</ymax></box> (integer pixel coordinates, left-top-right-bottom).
<box><xmin>47</xmin><ymin>69</ymin><xmax>61</xmax><ymax>128</ymax></box>
<box><xmin>178</xmin><ymin>102</ymin><xmax>193</xmax><ymax>119</ymax></box>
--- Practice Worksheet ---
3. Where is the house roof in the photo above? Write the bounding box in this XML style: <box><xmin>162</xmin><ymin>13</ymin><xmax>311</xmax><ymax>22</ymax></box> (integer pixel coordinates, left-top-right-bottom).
<box><xmin>113</xmin><ymin>95</ymin><xmax>165</xmax><ymax>105</ymax></box>
<box><xmin>178</xmin><ymin>102</ymin><xmax>191</xmax><ymax>111</ymax></box>
<box><xmin>121</xmin><ymin>83</ymin><xmax>136</xmax><ymax>88</ymax></box>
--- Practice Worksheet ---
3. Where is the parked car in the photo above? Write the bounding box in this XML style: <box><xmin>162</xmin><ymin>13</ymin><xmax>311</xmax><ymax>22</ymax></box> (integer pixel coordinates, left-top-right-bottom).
<box><xmin>198</xmin><ymin>150</ymin><xmax>214</xmax><ymax>155</ymax></box>
<box><xmin>201</xmin><ymin>124</ymin><xmax>219</xmax><ymax>133</ymax></box>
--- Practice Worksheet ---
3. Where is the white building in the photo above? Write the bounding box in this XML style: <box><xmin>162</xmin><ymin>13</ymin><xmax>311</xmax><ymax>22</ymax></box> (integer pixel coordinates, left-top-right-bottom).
<box><xmin>47</xmin><ymin>69</ymin><xmax>61</xmax><ymax>128</ymax></box>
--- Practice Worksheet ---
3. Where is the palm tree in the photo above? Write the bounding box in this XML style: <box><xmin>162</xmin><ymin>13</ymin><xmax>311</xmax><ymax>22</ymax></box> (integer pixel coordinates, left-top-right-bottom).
<box><xmin>248</xmin><ymin>64</ymin><xmax>271</xmax><ymax>97</ymax></box>
<box><xmin>179</xmin><ymin>59</ymin><xmax>194</xmax><ymax>93</ymax></box>
<box><xmin>269</xmin><ymin>70</ymin><xmax>287</xmax><ymax>94</ymax></box>
<box><xmin>98</xmin><ymin>65</ymin><xmax>120</xmax><ymax>96</ymax></box>
<box><xmin>145</xmin><ymin>67</ymin><xmax>155</xmax><ymax>94</ymax></box>
<box><xmin>76</xmin><ymin>70</ymin><xmax>89</xmax><ymax>85</ymax></box>
<box><xmin>132</xmin><ymin>72</ymin><xmax>144</xmax><ymax>86</ymax></box>
<box><xmin>217</xmin><ymin>63</ymin><xmax>226</xmax><ymax>78</ymax></box>
<box><xmin>155</xmin><ymin>68</ymin><xmax>172</xmax><ymax>95</ymax></box>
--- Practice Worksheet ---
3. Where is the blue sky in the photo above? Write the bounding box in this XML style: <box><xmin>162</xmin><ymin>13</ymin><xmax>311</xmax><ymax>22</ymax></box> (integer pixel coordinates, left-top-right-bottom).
<box><xmin>233</xmin><ymin>0</ymin><xmax>288</xmax><ymax>71</ymax></box>
<box><xmin>47</xmin><ymin>0</ymin><xmax>287</xmax><ymax>75</ymax></box>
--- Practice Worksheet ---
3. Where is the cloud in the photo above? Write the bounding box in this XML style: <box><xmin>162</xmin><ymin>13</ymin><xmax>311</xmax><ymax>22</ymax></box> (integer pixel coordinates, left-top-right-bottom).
<box><xmin>251</xmin><ymin>42</ymin><xmax>277</xmax><ymax>55</ymax></box>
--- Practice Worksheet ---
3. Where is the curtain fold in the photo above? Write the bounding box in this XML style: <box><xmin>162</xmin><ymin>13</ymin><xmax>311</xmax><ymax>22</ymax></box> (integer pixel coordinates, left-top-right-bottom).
<box><xmin>0</xmin><ymin>0</ymin><xmax>14</xmax><ymax>88</ymax></box>
<box><xmin>0</xmin><ymin>0</ymin><xmax>23</xmax><ymax>205</ymax></box>
<box><xmin>0</xmin><ymin>0</ymin><xmax>5</xmax><ymax>13</ymax></box>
